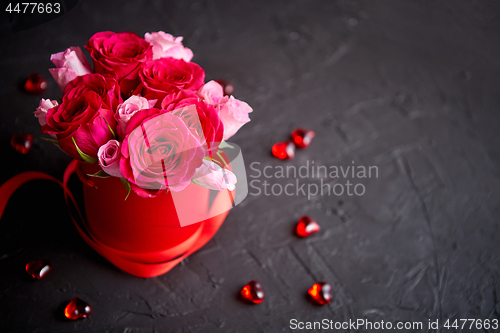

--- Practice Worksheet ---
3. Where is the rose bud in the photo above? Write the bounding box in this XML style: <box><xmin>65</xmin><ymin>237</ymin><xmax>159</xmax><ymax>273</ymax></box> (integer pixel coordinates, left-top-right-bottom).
<box><xmin>34</xmin><ymin>98</ymin><xmax>58</xmax><ymax>128</ymax></box>
<box><xmin>144</xmin><ymin>31</ymin><xmax>193</xmax><ymax>62</ymax></box>
<box><xmin>192</xmin><ymin>159</ymin><xmax>237</xmax><ymax>191</ymax></box>
<box><xmin>115</xmin><ymin>95</ymin><xmax>156</xmax><ymax>139</ymax></box>
<box><xmin>98</xmin><ymin>140</ymin><xmax>122</xmax><ymax>177</ymax></box>
<box><xmin>197</xmin><ymin>80</ymin><xmax>224</xmax><ymax>106</ymax></box>
<box><xmin>49</xmin><ymin>47</ymin><xmax>92</xmax><ymax>91</ymax></box>
<box><xmin>217</xmin><ymin>95</ymin><xmax>252</xmax><ymax>140</ymax></box>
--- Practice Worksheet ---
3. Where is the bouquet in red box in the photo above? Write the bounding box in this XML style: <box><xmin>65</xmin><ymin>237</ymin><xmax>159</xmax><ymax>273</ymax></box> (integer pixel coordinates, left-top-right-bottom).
<box><xmin>32</xmin><ymin>31</ymin><xmax>252</xmax><ymax>277</ymax></box>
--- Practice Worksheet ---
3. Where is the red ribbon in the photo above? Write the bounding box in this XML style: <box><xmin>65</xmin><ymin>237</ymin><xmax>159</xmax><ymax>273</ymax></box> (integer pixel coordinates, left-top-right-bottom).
<box><xmin>0</xmin><ymin>160</ymin><xmax>229</xmax><ymax>278</ymax></box>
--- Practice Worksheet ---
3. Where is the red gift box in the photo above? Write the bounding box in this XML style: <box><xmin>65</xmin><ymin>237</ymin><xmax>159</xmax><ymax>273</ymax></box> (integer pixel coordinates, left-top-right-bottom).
<box><xmin>76</xmin><ymin>162</ymin><xmax>234</xmax><ymax>277</ymax></box>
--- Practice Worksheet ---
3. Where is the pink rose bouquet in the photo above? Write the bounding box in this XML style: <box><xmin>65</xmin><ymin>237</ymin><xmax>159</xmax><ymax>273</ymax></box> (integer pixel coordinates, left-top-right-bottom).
<box><xmin>36</xmin><ymin>31</ymin><xmax>251</xmax><ymax>198</ymax></box>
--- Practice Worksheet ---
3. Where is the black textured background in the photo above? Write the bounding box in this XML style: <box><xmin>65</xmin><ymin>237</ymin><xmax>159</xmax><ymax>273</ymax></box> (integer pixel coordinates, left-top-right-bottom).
<box><xmin>1</xmin><ymin>0</ymin><xmax>500</xmax><ymax>332</ymax></box>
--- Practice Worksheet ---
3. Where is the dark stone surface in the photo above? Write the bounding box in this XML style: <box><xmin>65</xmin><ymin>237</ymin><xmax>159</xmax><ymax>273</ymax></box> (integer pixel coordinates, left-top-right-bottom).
<box><xmin>1</xmin><ymin>0</ymin><xmax>500</xmax><ymax>332</ymax></box>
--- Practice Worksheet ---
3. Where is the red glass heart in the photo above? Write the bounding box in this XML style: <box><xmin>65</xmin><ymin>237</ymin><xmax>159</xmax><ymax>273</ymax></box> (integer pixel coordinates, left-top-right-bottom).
<box><xmin>308</xmin><ymin>282</ymin><xmax>332</xmax><ymax>305</ymax></box>
<box><xmin>24</xmin><ymin>73</ymin><xmax>47</xmax><ymax>94</ymax></box>
<box><xmin>215</xmin><ymin>79</ymin><xmax>234</xmax><ymax>96</ymax></box>
<box><xmin>25</xmin><ymin>260</ymin><xmax>52</xmax><ymax>280</ymax></box>
<box><xmin>11</xmin><ymin>134</ymin><xmax>34</xmax><ymax>154</ymax></box>
<box><xmin>241</xmin><ymin>280</ymin><xmax>265</xmax><ymax>304</ymax></box>
<box><xmin>291</xmin><ymin>128</ymin><xmax>315</xmax><ymax>149</ymax></box>
<box><xmin>272</xmin><ymin>141</ymin><xmax>295</xmax><ymax>160</ymax></box>
<box><xmin>296</xmin><ymin>215</ymin><xmax>320</xmax><ymax>237</ymax></box>
<box><xmin>64</xmin><ymin>297</ymin><xmax>92</xmax><ymax>320</ymax></box>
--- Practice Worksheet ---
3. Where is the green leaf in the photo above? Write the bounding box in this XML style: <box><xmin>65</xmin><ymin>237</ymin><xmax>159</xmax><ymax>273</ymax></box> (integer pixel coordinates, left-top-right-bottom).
<box><xmin>191</xmin><ymin>178</ymin><xmax>203</xmax><ymax>187</ymax></box>
<box><xmin>216</xmin><ymin>150</ymin><xmax>228</xmax><ymax>166</ymax></box>
<box><xmin>87</xmin><ymin>170</ymin><xmax>111</xmax><ymax>178</ymax></box>
<box><xmin>72</xmin><ymin>137</ymin><xmax>97</xmax><ymax>163</ymax></box>
<box><xmin>102</xmin><ymin>117</ymin><xmax>116</xmax><ymax>138</ymax></box>
<box><xmin>41</xmin><ymin>136</ymin><xmax>59</xmax><ymax>145</ymax></box>
<box><xmin>120</xmin><ymin>177</ymin><xmax>131</xmax><ymax>200</ymax></box>
<box><xmin>41</xmin><ymin>136</ymin><xmax>68</xmax><ymax>154</ymax></box>
<box><xmin>203</xmin><ymin>156</ymin><xmax>223</xmax><ymax>167</ymax></box>
<box><xmin>218</xmin><ymin>141</ymin><xmax>233</xmax><ymax>149</ymax></box>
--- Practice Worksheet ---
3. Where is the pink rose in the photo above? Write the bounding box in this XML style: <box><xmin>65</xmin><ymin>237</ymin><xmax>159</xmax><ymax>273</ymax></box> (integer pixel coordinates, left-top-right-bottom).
<box><xmin>115</xmin><ymin>95</ymin><xmax>156</xmax><ymax>139</ymax></box>
<box><xmin>35</xmin><ymin>98</ymin><xmax>58</xmax><ymax>127</ymax></box>
<box><xmin>192</xmin><ymin>159</ymin><xmax>236</xmax><ymax>191</ymax></box>
<box><xmin>197</xmin><ymin>80</ymin><xmax>224</xmax><ymax>105</ymax></box>
<box><xmin>196</xmin><ymin>81</ymin><xmax>252</xmax><ymax>139</ymax></box>
<box><xmin>49</xmin><ymin>47</ymin><xmax>92</xmax><ymax>91</ymax></box>
<box><xmin>120</xmin><ymin>109</ymin><xmax>206</xmax><ymax>197</ymax></box>
<box><xmin>98</xmin><ymin>140</ymin><xmax>122</xmax><ymax>178</ymax></box>
<box><xmin>85</xmin><ymin>31</ymin><xmax>153</xmax><ymax>96</ymax></box>
<box><xmin>144</xmin><ymin>31</ymin><xmax>193</xmax><ymax>62</ymax></box>
<box><xmin>217</xmin><ymin>96</ymin><xmax>252</xmax><ymax>140</ymax></box>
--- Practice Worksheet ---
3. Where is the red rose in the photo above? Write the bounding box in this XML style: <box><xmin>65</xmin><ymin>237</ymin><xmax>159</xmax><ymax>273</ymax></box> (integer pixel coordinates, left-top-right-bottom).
<box><xmin>137</xmin><ymin>58</ymin><xmax>205</xmax><ymax>105</ymax></box>
<box><xmin>85</xmin><ymin>31</ymin><xmax>153</xmax><ymax>96</ymax></box>
<box><xmin>161</xmin><ymin>91</ymin><xmax>224</xmax><ymax>151</ymax></box>
<box><xmin>42</xmin><ymin>90</ymin><xmax>116</xmax><ymax>161</ymax></box>
<box><xmin>63</xmin><ymin>73</ymin><xmax>122</xmax><ymax>111</ymax></box>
